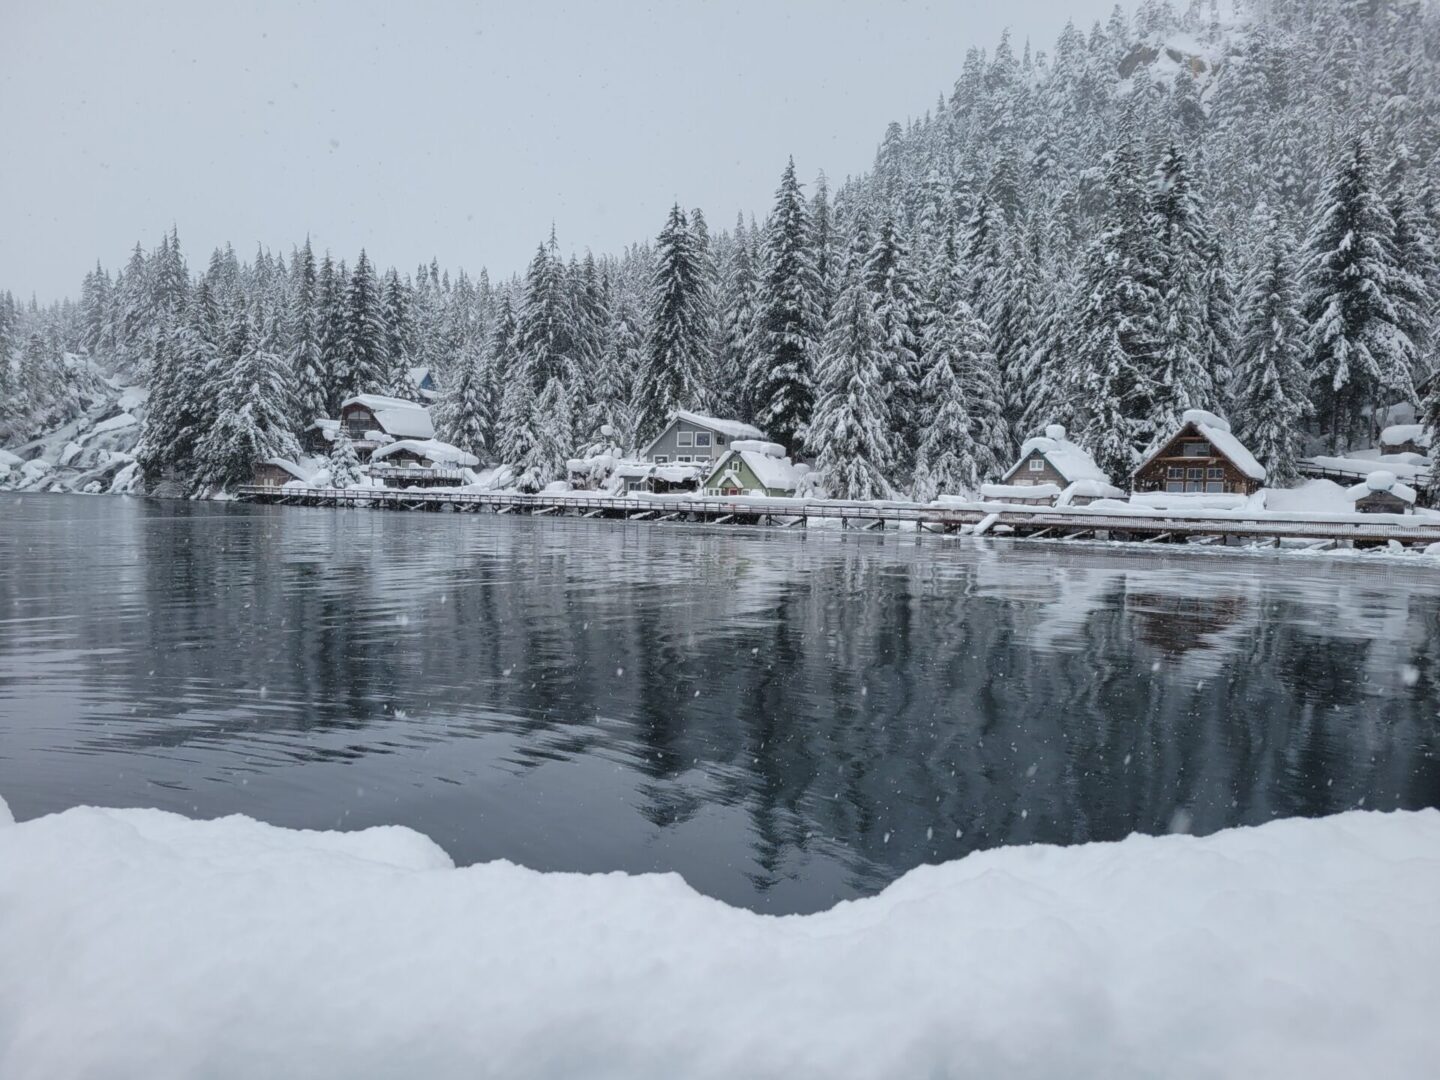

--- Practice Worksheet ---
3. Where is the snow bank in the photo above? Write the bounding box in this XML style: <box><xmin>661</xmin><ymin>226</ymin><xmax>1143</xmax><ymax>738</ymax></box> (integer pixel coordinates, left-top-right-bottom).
<box><xmin>980</xmin><ymin>482</ymin><xmax>1061</xmax><ymax>501</ymax></box>
<box><xmin>0</xmin><ymin>803</ymin><xmax>1435</xmax><ymax>1079</ymax></box>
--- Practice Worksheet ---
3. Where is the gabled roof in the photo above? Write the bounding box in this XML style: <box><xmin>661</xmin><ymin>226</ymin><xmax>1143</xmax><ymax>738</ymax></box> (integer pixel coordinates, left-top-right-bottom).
<box><xmin>703</xmin><ymin>447</ymin><xmax>802</xmax><ymax>492</ymax></box>
<box><xmin>1136</xmin><ymin>410</ymin><xmax>1266</xmax><ymax>482</ymax></box>
<box><xmin>369</xmin><ymin>439</ymin><xmax>479</xmax><ymax>468</ymax></box>
<box><xmin>1002</xmin><ymin>425</ymin><xmax>1114</xmax><ymax>486</ymax></box>
<box><xmin>260</xmin><ymin>458</ymin><xmax>311</xmax><ymax>482</ymax></box>
<box><xmin>640</xmin><ymin>410</ymin><xmax>765</xmax><ymax>457</ymax></box>
<box><xmin>339</xmin><ymin>395</ymin><xmax>435</xmax><ymax>440</ymax></box>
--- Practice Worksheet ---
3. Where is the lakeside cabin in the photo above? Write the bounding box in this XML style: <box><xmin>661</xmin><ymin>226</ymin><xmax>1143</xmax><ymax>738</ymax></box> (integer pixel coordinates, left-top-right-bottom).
<box><xmin>368</xmin><ymin>439</ymin><xmax>478</xmax><ymax>488</ymax></box>
<box><xmin>700</xmin><ymin>441</ymin><xmax>805</xmax><ymax>498</ymax></box>
<box><xmin>985</xmin><ymin>425</ymin><xmax>1123</xmax><ymax>507</ymax></box>
<box><xmin>1347</xmin><ymin>471</ymin><xmax>1417</xmax><ymax>514</ymax></box>
<box><xmin>302</xmin><ymin>395</ymin><xmax>436</xmax><ymax>461</ymax></box>
<box><xmin>251</xmin><ymin>458</ymin><xmax>311</xmax><ymax>488</ymax></box>
<box><xmin>641</xmin><ymin>410</ymin><xmax>765</xmax><ymax>467</ymax></box>
<box><xmin>1132</xmin><ymin>410</ymin><xmax>1266</xmax><ymax>496</ymax></box>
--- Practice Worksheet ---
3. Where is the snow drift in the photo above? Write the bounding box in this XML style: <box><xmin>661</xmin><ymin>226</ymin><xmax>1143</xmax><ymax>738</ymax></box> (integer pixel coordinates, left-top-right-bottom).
<box><xmin>0</xmin><ymin>797</ymin><xmax>1436</xmax><ymax>1079</ymax></box>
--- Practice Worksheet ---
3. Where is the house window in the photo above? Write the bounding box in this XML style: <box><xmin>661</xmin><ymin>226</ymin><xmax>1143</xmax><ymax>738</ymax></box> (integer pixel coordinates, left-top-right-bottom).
<box><xmin>694</xmin><ymin>432</ymin><xmax>712</xmax><ymax>448</ymax></box>
<box><xmin>677</xmin><ymin>431</ymin><xmax>694</xmax><ymax>447</ymax></box>
<box><xmin>1207</xmin><ymin>467</ymin><xmax>1224</xmax><ymax>479</ymax></box>
<box><xmin>1028</xmin><ymin>458</ymin><xmax>1045</xmax><ymax>472</ymax></box>
<box><xmin>1167</xmin><ymin>466</ymin><xmax>1185</xmax><ymax>479</ymax></box>
<box><xmin>1186</xmin><ymin>482</ymin><xmax>1202</xmax><ymax>493</ymax></box>
<box><xmin>1166</xmin><ymin>482</ymin><xmax>1185</xmax><ymax>493</ymax></box>
<box><xmin>1187</xmin><ymin>468</ymin><xmax>1204</xmax><ymax>480</ymax></box>
<box><xmin>1182</xmin><ymin>441</ymin><xmax>1212</xmax><ymax>457</ymax></box>
<box><xmin>1204</xmin><ymin>482</ymin><xmax>1225</xmax><ymax>493</ymax></box>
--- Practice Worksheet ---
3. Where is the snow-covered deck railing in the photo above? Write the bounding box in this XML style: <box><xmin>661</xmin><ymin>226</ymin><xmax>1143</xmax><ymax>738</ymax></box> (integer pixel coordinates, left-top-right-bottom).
<box><xmin>234</xmin><ymin>486</ymin><xmax>1440</xmax><ymax>546</ymax></box>
<box><xmin>368</xmin><ymin>465</ymin><xmax>469</xmax><ymax>483</ymax></box>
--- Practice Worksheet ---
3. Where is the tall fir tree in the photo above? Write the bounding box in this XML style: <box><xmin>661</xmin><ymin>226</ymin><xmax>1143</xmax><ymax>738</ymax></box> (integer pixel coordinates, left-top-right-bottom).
<box><xmin>341</xmin><ymin>250</ymin><xmax>387</xmax><ymax>400</ymax></box>
<box><xmin>747</xmin><ymin>158</ymin><xmax>823</xmax><ymax>451</ymax></box>
<box><xmin>636</xmin><ymin>203</ymin><xmax>713</xmax><ymax>439</ymax></box>
<box><xmin>288</xmin><ymin>240</ymin><xmax>325</xmax><ymax>429</ymax></box>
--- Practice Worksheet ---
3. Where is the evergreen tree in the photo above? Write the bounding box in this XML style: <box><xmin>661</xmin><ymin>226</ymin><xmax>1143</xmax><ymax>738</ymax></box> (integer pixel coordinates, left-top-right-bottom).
<box><xmin>317</xmin><ymin>254</ymin><xmax>347</xmax><ymax>414</ymax></box>
<box><xmin>807</xmin><ymin>257</ymin><xmax>894</xmax><ymax>500</ymax></box>
<box><xmin>436</xmin><ymin>330</ymin><xmax>493</xmax><ymax>463</ymax></box>
<box><xmin>1234</xmin><ymin>209</ymin><xmax>1309</xmax><ymax>485</ymax></box>
<box><xmin>288</xmin><ymin>240</ymin><xmax>325</xmax><ymax>428</ymax></box>
<box><xmin>864</xmin><ymin>214</ymin><xmax>923</xmax><ymax>457</ymax></box>
<box><xmin>381</xmin><ymin>268</ymin><xmax>414</xmax><ymax>395</ymax></box>
<box><xmin>1303</xmin><ymin>136</ymin><xmax>1414</xmax><ymax>449</ymax></box>
<box><xmin>747</xmin><ymin>158</ymin><xmax>823</xmax><ymax>451</ymax></box>
<box><xmin>517</xmin><ymin>231</ymin><xmax>575</xmax><ymax>391</ymax></box>
<box><xmin>518</xmin><ymin>376</ymin><xmax>573</xmax><ymax>491</ymax></box>
<box><xmin>636</xmin><ymin>204</ymin><xmax>713</xmax><ymax>438</ymax></box>
<box><xmin>716</xmin><ymin>213</ymin><xmax>760</xmax><ymax>418</ymax></box>
<box><xmin>342</xmin><ymin>250</ymin><xmax>387</xmax><ymax>399</ymax></box>
<box><xmin>327</xmin><ymin>433</ymin><xmax>365</xmax><ymax>488</ymax></box>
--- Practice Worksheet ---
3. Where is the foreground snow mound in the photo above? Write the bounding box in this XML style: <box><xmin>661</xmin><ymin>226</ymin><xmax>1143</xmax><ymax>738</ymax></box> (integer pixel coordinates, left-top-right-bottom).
<box><xmin>0</xmin><ymin>807</ymin><xmax>1437</xmax><ymax>1079</ymax></box>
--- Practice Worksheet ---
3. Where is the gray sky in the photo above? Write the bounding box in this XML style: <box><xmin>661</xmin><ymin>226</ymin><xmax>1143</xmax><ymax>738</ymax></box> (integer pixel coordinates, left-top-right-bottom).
<box><xmin>2</xmin><ymin>0</ymin><xmax>1115</xmax><ymax>302</ymax></box>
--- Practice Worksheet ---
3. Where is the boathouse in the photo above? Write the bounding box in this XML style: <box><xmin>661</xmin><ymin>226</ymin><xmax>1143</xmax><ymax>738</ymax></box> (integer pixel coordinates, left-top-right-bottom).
<box><xmin>700</xmin><ymin>441</ymin><xmax>805</xmax><ymax>498</ymax></box>
<box><xmin>992</xmin><ymin>425</ymin><xmax>1123</xmax><ymax>506</ymax></box>
<box><xmin>1346</xmin><ymin>471</ymin><xmax>1416</xmax><ymax>514</ymax></box>
<box><xmin>640</xmin><ymin>411</ymin><xmax>765</xmax><ymax>467</ymax></box>
<box><xmin>1132</xmin><ymin>410</ymin><xmax>1266</xmax><ymax>496</ymax></box>
<box><xmin>251</xmin><ymin>458</ymin><xmax>311</xmax><ymax>488</ymax></box>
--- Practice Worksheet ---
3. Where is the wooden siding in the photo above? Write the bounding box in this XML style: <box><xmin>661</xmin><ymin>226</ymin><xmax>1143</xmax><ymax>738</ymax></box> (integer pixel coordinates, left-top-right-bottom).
<box><xmin>1132</xmin><ymin>425</ymin><xmax>1261</xmax><ymax>495</ymax></box>
<box><xmin>643</xmin><ymin>418</ymin><xmax>734</xmax><ymax>466</ymax></box>
<box><xmin>1355</xmin><ymin>490</ymin><xmax>1411</xmax><ymax>514</ymax></box>
<box><xmin>252</xmin><ymin>463</ymin><xmax>298</xmax><ymax>488</ymax></box>
<box><xmin>1001</xmin><ymin>450</ymin><xmax>1068</xmax><ymax>487</ymax></box>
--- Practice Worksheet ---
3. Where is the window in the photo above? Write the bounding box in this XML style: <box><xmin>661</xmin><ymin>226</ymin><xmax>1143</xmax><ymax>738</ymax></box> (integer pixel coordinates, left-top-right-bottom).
<box><xmin>716</xmin><ymin>435</ymin><xmax>726</xmax><ymax>445</ymax></box>
<box><xmin>694</xmin><ymin>432</ymin><xmax>712</xmax><ymax>448</ymax></box>
<box><xmin>1187</xmin><ymin>468</ymin><xmax>1204</xmax><ymax>480</ymax></box>
<box><xmin>676</xmin><ymin>455</ymin><xmax>691</xmax><ymax>463</ymax></box>
<box><xmin>1167</xmin><ymin>466</ymin><xmax>1185</xmax><ymax>479</ymax></box>
<box><xmin>1185</xmin><ymin>481</ymin><xmax>1202</xmax><ymax>493</ymax></box>
<box><xmin>1165</xmin><ymin>481</ymin><xmax>1185</xmax><ymax>493</ymax></box>
<box><xmin>1182</xmin><ymin>441</ymin><xmax>1212</xmax><ymax>457</ymax></box>
<box><xmin>676</xmin><ymin>431</ymin><xmax>694</xmax><ymax>447</ymax></box>
<box><xmin>1028</xmin><ymin>458</ymin><xmax>1045</xmax><ymax>472</ymax></box>
<box><xmin>1207</xmin><ymin>467</ymin><xmax>1224</xmax><ymax>479</ymax></box>
<box><xmin>1204</xmin><ymin>482</ymin><xmax>1225</xmax><ymax>493</ymax></box>
<box><xmin>654</xmin><ymin>455</ymin><xmax>668</xmax><ymax>464</ymax></box>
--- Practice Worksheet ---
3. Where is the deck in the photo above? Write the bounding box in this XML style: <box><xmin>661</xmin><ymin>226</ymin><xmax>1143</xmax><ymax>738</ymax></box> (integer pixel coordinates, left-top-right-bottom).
<box><xmin>233</xmin><ymin>485</ymin><xmax>1440</xmax><ymax>549</ymax></box>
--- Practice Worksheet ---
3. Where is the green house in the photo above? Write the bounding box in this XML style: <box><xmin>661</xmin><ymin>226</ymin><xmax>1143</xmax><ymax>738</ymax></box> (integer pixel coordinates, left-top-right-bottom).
<box><xmin>700</xmin><ymin>446</ymin><xmax>802</xmax><ymax>498</ymax></box>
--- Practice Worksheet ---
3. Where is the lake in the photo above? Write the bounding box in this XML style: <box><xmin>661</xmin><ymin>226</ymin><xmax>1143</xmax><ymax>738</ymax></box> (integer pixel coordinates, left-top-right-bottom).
<box><xmin>1</xmin><ymin>492</ymin><xmax>1437</xmax><ymax>913</ymax></box>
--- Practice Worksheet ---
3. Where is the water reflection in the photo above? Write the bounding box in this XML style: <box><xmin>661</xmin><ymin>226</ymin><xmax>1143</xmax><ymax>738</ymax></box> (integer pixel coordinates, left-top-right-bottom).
<box><xmin>1</xmin><ymin>493</ymin><xmax>1438</xmax><ymax>912</ymax></box>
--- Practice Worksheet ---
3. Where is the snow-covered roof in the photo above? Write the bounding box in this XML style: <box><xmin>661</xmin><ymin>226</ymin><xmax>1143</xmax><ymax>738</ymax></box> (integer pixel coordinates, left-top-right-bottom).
<box><xmin>1138</xmin><ymin>409</ymin><xmax>1266</xmax><ymax>482</ymax></box>
<box><xmin>1345</xmin><ymin>470</ymin><xmax>1417</xmax><ymax>504</ymax></box>
<box><xmin>640</xmin><ymin>410</ymin><xmax>766</xmax><ymax>458</ymax></box>
<box><xmin>706</xmin><ymin>449</ymin><xmax>802</xmax><ymax>492</ymax></box>
<box><xmin>369</xmin><ymin>439</ymin><xmax>479</xmax><ymax>468</ymax></box>
<box><xmin>981</xmin><ymin>483</ymin><xmax>1062</xmax><ymax>501</ymax></box>
<box><xmin>653</xmin><ymin>465</ymin><xmax>703</xmax><ymax>483</ymax></box>
<box><xmin>1003</xmin><ymin>424</ymin><xmax>1114</xmax><ymax>486</ymax></box>
<box><xmin>407</xmin><ymin>365</ymin><xmax>432</xmax><ymax>384</ymax></box>
<box><xmin>339</xmin><ymin>395</ymin><xmax>435</xmax><ymax>440</ymax></box>
<box><xmin>260</xmin><ymin>458</ymin><xmax>311</xmax><ymax>482</ymax></box>
<box><xmin>1061</xmin><ymin>479</ymin><xmax>1126</xmax><ymax>500</ymax></box>
<box><xmin>1381</xmin><ymin>424</ymin><xmax>1431</xmax><ymax>449</ymax></box>
<box><xmin>729</xmin><ymin>439</ymin><xmax>786</xmax><ymax>458</ymax></box>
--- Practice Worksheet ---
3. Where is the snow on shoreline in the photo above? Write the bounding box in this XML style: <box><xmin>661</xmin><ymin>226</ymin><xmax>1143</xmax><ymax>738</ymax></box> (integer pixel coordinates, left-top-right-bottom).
<box><xmin>1</xmin><ymin>797</ymin><xmax>1436</xmax><ymax>1079</ymax></box>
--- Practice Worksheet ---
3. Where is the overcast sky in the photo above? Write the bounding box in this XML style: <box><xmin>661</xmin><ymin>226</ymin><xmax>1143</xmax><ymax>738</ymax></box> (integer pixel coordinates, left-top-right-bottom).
<box><xmin>2</xmin><ymin>0</ymin><xmax>1117</xmax><ymax>302</ymax></box>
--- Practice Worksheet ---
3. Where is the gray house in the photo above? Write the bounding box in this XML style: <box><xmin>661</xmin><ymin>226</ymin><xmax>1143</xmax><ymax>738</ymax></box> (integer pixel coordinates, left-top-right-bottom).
<box><xmin>639</xmin><ymin>410</ymin><xmax>766</xmax><ymax>467</ymax></box>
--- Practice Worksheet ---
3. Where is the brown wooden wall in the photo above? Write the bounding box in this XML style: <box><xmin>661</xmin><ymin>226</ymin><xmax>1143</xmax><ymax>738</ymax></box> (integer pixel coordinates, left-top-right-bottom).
<box><xmin>1132</xmin><ymin>427</ymin><xmax>1261</xmax><ymax>495</ymax></box>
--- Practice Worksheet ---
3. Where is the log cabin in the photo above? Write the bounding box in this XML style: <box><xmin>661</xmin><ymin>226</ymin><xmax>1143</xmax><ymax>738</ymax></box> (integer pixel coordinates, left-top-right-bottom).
<box><xmin>1132</xmin><ymin>410</ymin><xmax>1266</xmax><ymax>496</ymax></box>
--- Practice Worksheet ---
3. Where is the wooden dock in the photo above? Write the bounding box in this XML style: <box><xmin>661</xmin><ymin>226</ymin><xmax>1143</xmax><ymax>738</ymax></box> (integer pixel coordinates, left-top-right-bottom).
<box><xmin>234</xmin><ymin>485</ymin><xmax>1440</xmax><ymax>549</ymax></box>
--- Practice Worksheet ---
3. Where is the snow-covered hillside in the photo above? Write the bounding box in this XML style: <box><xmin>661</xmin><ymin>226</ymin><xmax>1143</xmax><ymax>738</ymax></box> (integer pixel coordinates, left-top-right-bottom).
<box><xmin>0</xmin><ymin>796</ymin><xmax>1435</xmax><ymax>1079</ymax></box>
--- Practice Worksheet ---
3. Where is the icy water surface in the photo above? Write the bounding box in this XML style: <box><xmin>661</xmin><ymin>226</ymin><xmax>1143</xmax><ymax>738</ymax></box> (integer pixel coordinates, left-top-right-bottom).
<box><xmin>2</xmin><ymin>493</ymin><xmax>1438</xmax><ymax>912</ymax></box>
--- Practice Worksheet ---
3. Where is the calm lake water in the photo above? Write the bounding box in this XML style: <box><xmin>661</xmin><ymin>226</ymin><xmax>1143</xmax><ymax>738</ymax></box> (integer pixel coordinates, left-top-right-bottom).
<box><xmin>2</xmin><ymin>493</ymin><xmax>1438</xmax><ymax>912</ymax></box>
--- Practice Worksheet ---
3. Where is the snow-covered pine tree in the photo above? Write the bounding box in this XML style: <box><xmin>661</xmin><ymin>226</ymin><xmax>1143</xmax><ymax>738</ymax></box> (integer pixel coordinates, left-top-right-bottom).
<box><xmin>436</xmin><ymin>329</ymin><xmax>493</xmax><ymax>464</ymax></box>
<box><xmin>341</xmin><ymin>250</ymin><xmax>387</xmax><ymax>400</ymax></box>
<box><xmin>1066</xmin><ymin>129</ymin><xmax>1166</xmax><ymax>481</ymax></box>
<box><xmin>807</xmin><ymin>252</ymin><xmax>894</xmax><ymax>501</ymax></box>
<box><xmin>317</xmin><ymin>254</ymin><xmax>347</xmax><ymax>415</ymax></box>
<box><xmin>517</xmin><ymin>376</ymin><xmax>574</xmax><ymax>491</ymax></box>
<box><xmin>381</xmin><ymin>268</ymin><xmax>414</xmax><ymax>396</ymax></box>
<box><xmin>746</xmin><ymin>158</ymin><xmax>823</xmax><ymax>452</ymax></box>
<box><xmin>913</xmin><ymin>231</ymin><xmax>1005</xmax><ymax>500</ymax></box>
<box><xmin>288</xmin><ymin>240</ymin><xmax>325</xmax><ymax>431</ymax></box>
<box><xmin>1303</xmin><ymin>135</ymin><xmax>1414</xmax><ymax>450</ymax></box>
<box><xmin>327</xmin><ymin>432</ymin><xmax>365</xmax><ymax>489</ymax></box>
<box><xmin>715</xmin><ymin>213</ymin><xmax>760</xmax><ymax>419</ymax></box>
<box><xmin>517</xmin><ymin>231</ymin><xmax>575</xmax><ymax>392</ymax></box>
<box><xmin>636</xmin><ymin>203</ymin><xmax>712</xmax><ymax>440</ymax></box>
<box><xmin>1149</xmin><ymin>143</ymin><xmax>1220</xmax><ymax>428</ymax></box>
<box><xmin>1233</xmin><ymin>207</ymin><xmax>1309</xmax><ymax>485</ymax></box>
<box><xmin>193</xmin><ymin>299</ymin><xmax>300</xmax><ymax>490</ymax></box>
<box><xmin>864</xmin><ymin>214</ymin><xmax>923</xmax><ymax>460</ymax></box>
